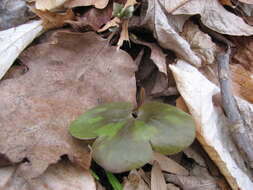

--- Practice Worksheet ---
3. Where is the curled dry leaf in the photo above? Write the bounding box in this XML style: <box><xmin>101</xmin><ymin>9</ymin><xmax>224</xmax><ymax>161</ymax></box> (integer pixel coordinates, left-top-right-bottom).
<box><xmin>0</xmin><ymin>31</ymin><xmax>137</xmax><ymax>179</ymax></box>
<box><xmin>0</xmin><ymin>161</ymin><xmax>96</xmax><ymax>190</ymax></box>
<box><xmin>167</xmin><ymin>183</ymin><xmax>180</xmax><ymax>190</ymax></box>
<box><xmin>172</xmin><ymin>0</ymin><xmax>253</xmax><ymax>36</ymax></box>
<box><xmin>117</xmin><ymin>20</ymin><xmax>129</xmax><ymax>48</ymax></box>
<box><xmin>151</xmin><ymin>162</ymin><xmax>167</xmax><ymax>190</ymax></box>
<box><xmin>123</xmin><ymin>170</ymin><xmax>150</xmax><ymax>190</ymax></box>
<box><xmin>98</xmin><ymin>17</ymin><xmax>121</xmax><ymax>32</ymax></box>
<box><xmin>239</xmin><ymin>0</ymin><xmax>253</xmax><ymax>4</ymax></box>
<box><xmin>182</xmin><ymin>21</ymin><xmax>217</xmax><ymax>64</ymax></box>
<box><xmin>151</xmin><ymin>152</ymin><xmax>189</xmax><ymax>175</ymax></box>
<box><xmin>169</xmin><ymin>61</ymin><xmax>253</xmax><ymax>190</ymax></box>
<box><xmin>67</xmin><ymin>4</ymin><xmax>113</xmax><ymax>31</ymax></box>
<box><xmin>65</xmin><ymin>0</ymin><xmax>109</xmax><ymax>9</ymax></box>
<box><xmin>231</xmin><ymin>64</ymin><xmax>253</xmax><ymax>103</ymax></box>
<box><xmin>141</xmin><ymin>0</ymin><xmax>201</xmax><ymax>67</ymax></box>
<box><xmin>165</xmin><ymin>173</ymin><xmax>219</xmax><ymax>190</ymax></box>
<box><xmin>35</xmin><ymin>0</ymin><xmax>67</xmax><ymax>10</ymax></box>
<box><xmin>232</xmin><ymin>37</ymin><xmax>253</xmax><ymax>73</ymax></box>
<box><xmin>33</xmin><ymin>9</ymin><xmax>74</xmax><ymax>30</ymax></box>
<box><xmin>131</xmin><ymin>38</ymin><xmax>167</xmax><ymax>75</ymax></box>
<box><xmin>0</xmin><ymin>20</ymin><xmax>43</xmax><ymax>80</ymax></box>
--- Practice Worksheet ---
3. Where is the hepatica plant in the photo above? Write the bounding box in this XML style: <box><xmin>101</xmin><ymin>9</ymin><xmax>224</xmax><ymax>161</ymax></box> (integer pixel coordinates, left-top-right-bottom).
<box><xmin>69</xmin><ymin>102</ymin><xmax>195</xmax><ymax>173</ymax></box>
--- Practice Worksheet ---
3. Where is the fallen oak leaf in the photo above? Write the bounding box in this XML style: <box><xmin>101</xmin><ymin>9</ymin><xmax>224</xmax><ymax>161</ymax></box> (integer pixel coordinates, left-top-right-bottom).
<box><xmin>172</xmin><ymin>0</ymin><xmax>253</xmax><ymax>36</ymax></box>
<box><xmin>64</xmin><ymin>0</ymin><xmax>109</xmax><ymax>9</ymax></box>
<box><xmin>32</xmin><ymin>8</ymin><xmax>74</xmax><ymax>30</ymax></box>
<box><xmin>239</xmin><ymin>0</ymin><xmax>253</xmax><ymax>4</ymax></box>
<box><xmin>141</xmin><ymin>0</ymin><xmax>201</xmax><ymax>66</ymax></box>
<box><xmin>0</xmin><ymin>161</ymin><xmax>96</xmax><ymax>189</ymax></box>
<box><xmin>97</xmin><ymin>17</ymin><xmax>121</xmax><ymax>32</ymax></box>
<box><xmin>35</xmin><ymin>0</ymin><xmax>67</xmax><ymax>10</ymax></box>
<box><xmin>0</xmin><ymin>31</ymin><xmax>137</xmax><ymax>179</ymax></box>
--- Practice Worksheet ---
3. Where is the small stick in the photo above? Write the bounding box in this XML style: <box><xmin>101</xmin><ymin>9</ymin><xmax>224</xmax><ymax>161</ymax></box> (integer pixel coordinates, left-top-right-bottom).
<box><xmin>217</xmin><ymin>47</ymin><xmax>253</xmax><ymax>171</ymax></box>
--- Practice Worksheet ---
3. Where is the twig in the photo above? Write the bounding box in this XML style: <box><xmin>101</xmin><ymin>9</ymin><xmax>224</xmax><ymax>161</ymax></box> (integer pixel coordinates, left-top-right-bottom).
<box><xmin>217</xmin><ymin>47</ymin><xmax>253</xmax><ymax>171</ymax></box>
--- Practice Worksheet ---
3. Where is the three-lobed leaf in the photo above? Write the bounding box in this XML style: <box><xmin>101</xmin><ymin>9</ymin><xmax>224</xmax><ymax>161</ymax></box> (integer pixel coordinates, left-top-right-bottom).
<box><xmin>69</xmin><ymin>102</ymin><xmax>195</xmax><ymax>173</ymax></box>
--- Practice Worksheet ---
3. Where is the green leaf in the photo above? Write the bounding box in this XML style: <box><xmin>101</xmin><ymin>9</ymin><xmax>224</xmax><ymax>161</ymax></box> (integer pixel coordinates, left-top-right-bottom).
<box><xmin>113</xmin><ymin>3</ymin><xmax>124</xmax><ymax>18</ymax></box>
<box><xmin>69</xmin><ymin>102</ymin><xmax>133</xmax><ymax>139</ymax></box>
<box><xmin>105</xmin><ymin>171</ymin><xmax>123</xmax><ymax>190</ymax></box>
<box><xmin>120</xmin><ymin>5</ymin><xmax>134</xmax><ymax>19</ymax></box>
<box><xmin>69</xmin><ymin>102</ymin><xmax>195</xmax><ymax>173</ymax></box>
<box><xmin>112</xmin><ymin>2</ymin><xmax>134</xmax><ymax>19</ymax></box>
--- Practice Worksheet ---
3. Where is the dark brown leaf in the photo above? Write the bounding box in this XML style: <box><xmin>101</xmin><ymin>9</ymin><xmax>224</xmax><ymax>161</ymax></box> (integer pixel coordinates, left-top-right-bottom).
<box><xmin>0</xmin><ymin>31</ymin><xmax>137</xmax><ymax>179</ymax></box>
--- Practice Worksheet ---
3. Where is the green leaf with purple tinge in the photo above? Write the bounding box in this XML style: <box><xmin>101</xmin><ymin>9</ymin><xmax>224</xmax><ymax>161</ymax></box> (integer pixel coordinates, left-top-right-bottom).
<box><xmin>69</xmin><ymin>102</ymin><xmax>195</xmax><ymax>173</ymax></box>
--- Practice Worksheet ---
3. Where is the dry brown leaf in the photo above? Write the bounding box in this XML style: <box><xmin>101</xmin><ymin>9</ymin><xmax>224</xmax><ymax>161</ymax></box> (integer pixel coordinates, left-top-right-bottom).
<box><xmin>123</xmin><ymin>170</ymin><xmax>150</xmax><ymax>190</ymax></box>
<box><xmin>159</xmin><ymin>0</ymin><xmax>190</xmax><ymax>13</ymax></box>
<box><xmin>0</xmin><ymin>31</ymin><xmax>137</xmax><ymax>179</ymax></box>
<box><xmin>169</xmin><ymin>61</ymin><xmax>253</xmax><ymax>190</ymax></box>
<box><xmin>232</xmin><ymin>37</ymin><xmax>253</xmax><ymax>73</ymax></box>
<box><xmin>67</xmin><ymin>4</ymin><xmax>113</xmax><ymax>31</ymax></box>
<box><xmin>131</xmin><ymin>39</ymin><xmax>167</xmax><ymax>75</ymax></box>
<box><xmin>150</xmin><ymin>152</ymin><xmax>189</xmax><ymax>176</ymax></box>
<box><xmin>33</xmin><ymin>9</ymin><xmax>74</xmax><ymax>30</ymax></box>
<box><xmin>166</xmin><ymin>183</ymin><xmax>179</xmax><ymax>190</ymax></box>
<box><xmin>151</xmin><ymin>162</ymin><xmax>167</xmax><ymax>190</ymax></box>
<box><xmin>123</xmin><ymin>0</ymin><xmax>137</xmax><ymax>9</ymax></box>
<box><xmin>239</xmin><ymin>0</ymin><xmax>253</xmax><ymax>4</ymax></box>
<box><xmin>0</xmin><ymin>161</ymin><xmax>96</xmax><ymax>190</ymax></box>
<box><xmin>65</xmin><ymin>0</ymin><xmax>109</xmax><ymax>9</ymax></box>
<box><xmin>182</xmin><ymin>21</ymin><xmax>217</xmax><ymax>64</ymax></box>
<box><xmin>183</xmin><ymin>147</ymin><xmax>206</xmax><ymax>167</ymax></box>
<box><xmin>176</xmin><ymin>97</ymin><xmax>189</xmax><ymax>113</ymax></box>
<box><xmin>35</xmin><ymin>0</ymin><xmax>67</xmax><ymax>10</ymax></box>
<box><xmin>141</xmin><ymin>0</ymin><xmax>201</xmax><ymax>66</ymax></box>
<box><xmin>117</xmin><ymin>20</ymin><xmax>129</xmax><ymax>48</ymax></box>
<box><xmin>165</xmin><ymin>173</ymin><xmax>219</xmax><ymax>190</ymax></box>
<box><xmin>98</xmin><ymin>17</ymin><xmax>121</xmax><ymax>32</ymax></box>
<box><xmin>219</xmin><ymin>0</ymin><xmax>234</xmax><ymax>6</ymax></box>
<box><xmin>172</xmin><ymin>0</ymin><xmax>253</xmax><ymax>36</ymax></box>
<box><xmin>231</xmin><ymin>64</ymin><xmax>253</xmax><ymax>103</ymax></box>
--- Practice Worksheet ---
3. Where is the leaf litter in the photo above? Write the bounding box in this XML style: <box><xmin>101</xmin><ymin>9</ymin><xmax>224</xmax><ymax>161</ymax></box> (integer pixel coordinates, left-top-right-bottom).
<box><xmin>1</xmin><ymin>0</ymin><xmax>253</xmax><ymax>189</ymax></box>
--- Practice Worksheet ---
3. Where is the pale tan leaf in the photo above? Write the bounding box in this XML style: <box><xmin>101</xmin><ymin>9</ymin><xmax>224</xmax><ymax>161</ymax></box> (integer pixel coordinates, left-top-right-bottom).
<box><xmin>167</xmin><ymin>183</ymin><xmax>180</xmax><ymax>190</ymax></box>
<box><xmin>97</xmin><ymin>17</ymin><xmax>121</xmax><ymax>32</ymax></box>
<box><xmin>231</xmin><ymin>64</ymin><xmax>253</xmax><ymax>103</ymax></box>
<box><xmin>123</xmin><ymin>170</ymin><xmax>150</xmax><ymax>190</ymax></box>
<box><xmin>64</xmin><ymin>0</ymin><xmax>109</xmax><ymax>9</ymax></box>
<box><xmin>0</xmin><ymin>161</ymin><xmax>96</xmax><ymax>190</ymax></box>
<box><xmin>159</xmin><ymin>0</ymin><xmax>189</xmax><ymax>13</ymax></box>
<box><xmin>165</xmin><ymin>173</ymin><xmax>219</xmax><ymax>190</ymax></box>
<box><xmin>117</xmin><ymin>20</ymin><xmax>129</xmax><ymax>48</ymax></box>
<box><xmin>0</xmin><ymin>20</ymin><xmax>43</xmax><ymax>80</ymax></box>
<box><xmin>35</xmin><ymin>0</ymin><xmax>67</xmax><ymax>10</ymax></box>
<box><xmin>141</xmin><ymin>0</ymin><xmax>201</xmax><ymax>66</ymax></box>
<box><xmin>124</xmin><ymin>0</ymin><xmax>138</xmax><ymax>9</ymax></box>
<box><xmin>176</xmin><ymin>97</ymin><xmax>189</xmax><ymax>113</ymax></box>
<box><xmin>219</xmin><ymin>0</ymin><xmax>234</xmax><ymax>6</ymax></box>
<box><xmin>183</xmin><ymin>147</ymin><xmax>206</xmax><ymax>167</ymax></box>
<box><xmin>32</xmin><ymin>9</ymin><xmax>74</xmax><ymax>30</ymax></box>
<box><xmin>182</xmin><ymin>21</ymin><xmax>217</xmax><ymax>64</ymax></box>
<box><xmin>131</xmin><ymin>39</ymin><xmax>167</xmax><ymax>75</ymax></box>
<box><xmin>239</xmin><ymin>0</ymin><xmax>253</xmax><ymax>4</ymax></box>
<box><xmin>150</xmin><ymin>152</ymin><xmax>189</xmax><ymax>176</ymax></box>
<box><xmin>151</xmin><ymin>162</ymin><xmax>167</xmax><ymax>190</ymax></box>
<box><xmin>172</xmin><ymin>0</ymin><xmax>253</xmax><ymax>36</ymax></box>
<box><xmin>169</xmin><ymin>61</ymin><xmax>253</xmax><ymax>190</ymax></box>
<box><xmin>0</xmin><ymin>31</ymin><xmax>137</xmax><ymax>179</ymax></box>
